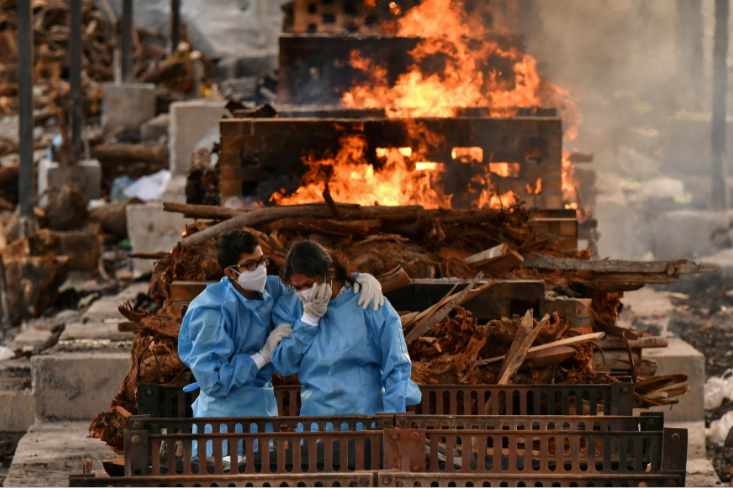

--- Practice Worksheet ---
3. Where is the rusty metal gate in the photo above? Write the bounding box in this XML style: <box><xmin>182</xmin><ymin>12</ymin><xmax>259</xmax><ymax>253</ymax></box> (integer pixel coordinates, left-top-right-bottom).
<box><xmin>69</xmin><ymin>411</ymin><xmax>686</xmax><ymax>487</ymax></box>
<box><xmin>137</xmin><ymin>383</ymin><xmax>635</xmax><ymax>419</ymax></box>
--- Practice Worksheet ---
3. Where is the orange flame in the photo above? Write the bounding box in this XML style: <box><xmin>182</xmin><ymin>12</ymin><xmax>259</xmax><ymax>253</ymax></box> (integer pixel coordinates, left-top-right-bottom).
<box><xmin>341</xmin><ymin>0</ymin><xmax>582</xmax><ymax>139</ymax></box>
<box><xmin>270</xmin><ymin>134</ymin><xmax>453</xmax><ymax>209</ymax></box>
<box><xmin>562</xmin><ymin>151</ymin><xmax>578</xmax><ymax>210</ymax></box>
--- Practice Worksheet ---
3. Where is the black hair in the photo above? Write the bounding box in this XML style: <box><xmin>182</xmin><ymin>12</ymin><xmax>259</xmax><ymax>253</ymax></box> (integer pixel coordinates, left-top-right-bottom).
<box><xmin>217</xmin><ymin>230</ymin><xmax>260</xmax><ymax>270</ymax></box>
<box><xmin>282</xmin><ymin>240</ymin><xmax>354</xmax><ymax>286</ymax></box>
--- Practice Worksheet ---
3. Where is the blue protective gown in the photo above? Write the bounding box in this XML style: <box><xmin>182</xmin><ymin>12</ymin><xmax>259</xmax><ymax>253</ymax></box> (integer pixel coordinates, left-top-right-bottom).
<box><xmin>271</xmin><ymin>286</ymin><xmax>421</xmax><ymax>416</ymax></box>
<box><xmin>178</xmin><ymin>275</ymin><xmax>285</xmax><ymax>418</ymax></box>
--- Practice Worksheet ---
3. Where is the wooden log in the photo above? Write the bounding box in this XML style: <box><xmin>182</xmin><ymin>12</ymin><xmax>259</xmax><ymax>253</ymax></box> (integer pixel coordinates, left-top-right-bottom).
<box><xmin>269</xmin><ymin>218</ymin><xmax>383</xmax><ymax>236</ymax></box>
<box><xmin>634</xmin><ymin>374</ymin><xmax>688</xmax><ymax>395</ymax></box>
<box><xmin>522</xmin><ymin>253</ymin><xmax>717</xmax><ymax>276</ymax></box>
<box><xmin>181</xmin><ymin>204</ymin><xmax>422</xmax><ymax>247</ymax></box>
<box><xmin>163</xmin><ymin>202</ymin><xmax>242</xmax><ymax>220</ymax></box>
<box><xmin>521</xmin><ymin>345</ymin><xmax>576</xmax><ymax>370</ymax></box>
<box><xmin>478</xmin><ymin>332</ymin><xmax>606</xmax><ymax>365</ymax></box>
<box><xmin>92</xmin><ymin>143</ymin><xmax>167</xmax><ymax>164</ymax></box>
<box><xmin>498</xmin><ymin>312</ymin><xmax>550</xmax><ymax>384</ymax></box>
<box><xmin>88</xmin><ymin>198</ymin><xmax>141</xmax><ymax>239</ymax></box>
<box><xmin>376</xmin><ymin>266</ymin><xmax>412</xmax><ymax>294</ymax></box>
<box><xmin>465</xmin><ymin>243</ymin><xmax>524</xmax><ymax>276</ymax></box>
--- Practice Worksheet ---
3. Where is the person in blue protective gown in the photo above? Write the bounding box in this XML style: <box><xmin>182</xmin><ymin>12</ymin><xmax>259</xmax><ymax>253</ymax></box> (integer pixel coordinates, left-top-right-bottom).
<box><xmin>271</xmin><ymin>240</ymin><xmax>421</xmax><ymax>417</ymax></box>
<box><xmin>178</xmin><ymin>230</ymin><xmax>288</xmax><ymax>419</ymax></box>
<box><xmin>178</xmin><ymin>230</ymin><xmax>387</xmax><ymax>419</ymax></box>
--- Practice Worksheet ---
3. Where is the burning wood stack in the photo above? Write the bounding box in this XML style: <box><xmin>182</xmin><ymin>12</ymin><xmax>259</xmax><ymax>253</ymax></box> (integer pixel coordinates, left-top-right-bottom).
<box><xmin>89</xmin><ymin>200</ymin><xmax>711</xmax><ymax>453</ymax></box>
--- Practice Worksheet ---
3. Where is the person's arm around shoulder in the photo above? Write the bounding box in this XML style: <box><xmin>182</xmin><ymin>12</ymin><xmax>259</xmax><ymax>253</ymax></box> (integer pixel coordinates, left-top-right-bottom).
<box><xmin>370</xmin><ymin>300</ymin><xmax>422</xmax><ymax>413</ymax></box>
<box><xmin>179</xmin><ymin>307</ymin><xmax>262</xmax><ymax>399</ymax></box>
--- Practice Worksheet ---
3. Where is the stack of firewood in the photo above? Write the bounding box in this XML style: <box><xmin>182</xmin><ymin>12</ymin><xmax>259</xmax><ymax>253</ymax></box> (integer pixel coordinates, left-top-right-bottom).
<box><xmin>0</xmin><ymin>0</ymin><xmax>212</xmax><ymax>122</ymax></box>
<box><xmin>87</xmin><ymin>201</ymin><xmax>709</xmax><ymax>452</ymax></box>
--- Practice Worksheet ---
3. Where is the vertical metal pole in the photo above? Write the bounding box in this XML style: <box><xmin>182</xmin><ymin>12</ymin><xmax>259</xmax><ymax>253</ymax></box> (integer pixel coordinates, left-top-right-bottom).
<box><xmin>712</xmin><ymin>0</ymin><xmax>730</xmax><ymax>211</ymax></box>
<box><xmin>17</xmin><ymin>0</ymin><xmax>37</xmax><ymax>237</ymax></box>
<box><xmin>169</xmin><ymin>0</ymin><xmax>181</xmax><ymax>56</ymax></box>
<box><xmin>121</xmin><ymin>0</ymin><xmax>133</xmax><ymax>83</ymax></box>
<box><xmin>69</xmin><ymin>0</ymin><xmax>83</xmax><ymax>158</ymax></box>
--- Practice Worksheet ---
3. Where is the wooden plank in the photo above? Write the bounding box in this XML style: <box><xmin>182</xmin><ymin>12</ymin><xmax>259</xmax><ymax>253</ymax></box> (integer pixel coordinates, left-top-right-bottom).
<box><xmin>597</xmin><ymin>336</ymin><xmax>669</xmax><ymax>349</ymax></box>
<box><xmin>497</xmin><ymin>312</ymin><xmax>550</xmax><ymax>384</ymax></box>
<box><xmin>478</xmin><ymin>332</ymin><xmax>605</xmax><ymax>365</ymax></box>
<box><xmin>521</xmin><ymin>345</ymin><xmax>576</xmax><ymax>369</ymax></box>
<box><xmin>465</xmin><ymin>243</ymin><xmax>511</xmax><ymax>266</ymax></box>
<box><xmin>522</xmin><ymin>253</ymin><xmax>717</xmax><ymax>276</ymax></box>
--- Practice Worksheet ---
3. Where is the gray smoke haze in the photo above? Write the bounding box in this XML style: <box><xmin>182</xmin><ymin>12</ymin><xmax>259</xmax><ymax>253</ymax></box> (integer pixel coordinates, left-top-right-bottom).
<box><xmin>508</xmin><ymin>0</ymin><xmax>732</xmax><ymax>262</ymax></box>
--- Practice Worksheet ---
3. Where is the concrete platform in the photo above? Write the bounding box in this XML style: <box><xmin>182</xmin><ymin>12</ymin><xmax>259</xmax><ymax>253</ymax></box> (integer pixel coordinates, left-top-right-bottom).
<box><xmin>667</xmin><ymin>420</ymin><xmax>722</xmax><ymax>487</ymax></box>
<box><xmin>3</xmin><ymin>421</ymin><xmax>112</xmax><ymax>487</ymax></box>
<box><xmin>645</xmin><ymin>339</ymin><xmax>705</xmax><ymax>422</ymax></box>
<box><xmin>169</xmin><ymin>99</ymin><xmax>228</xmax><ymax>175</ymax></box>
<box><xmin>32</xmin><ymin>350</ymin><xmax>129</xmax><ymax>421</ymax></box>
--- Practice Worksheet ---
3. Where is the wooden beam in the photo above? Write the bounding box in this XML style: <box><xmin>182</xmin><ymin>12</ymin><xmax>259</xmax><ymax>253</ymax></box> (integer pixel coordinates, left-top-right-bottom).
<box><xmin>478</xmin><ymin>332</ymin><xmax>605</xmax><ymax>366</ymax></box>
<box><xmin>522</xmin><ymin>253</ymin><xmax>716</xmax><ymax>276</ymax></box>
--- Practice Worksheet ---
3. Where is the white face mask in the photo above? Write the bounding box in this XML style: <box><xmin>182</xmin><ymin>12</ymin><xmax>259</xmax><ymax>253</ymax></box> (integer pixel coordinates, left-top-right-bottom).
<box><xmin>233</xmin><ymin>264</ymin><xmax>267</xmax><ymax>293</ymax></box>
<box><xmin>299</xmin><ymin>287</ymin><xmax>313</xmax><ymax>301</ymax></box>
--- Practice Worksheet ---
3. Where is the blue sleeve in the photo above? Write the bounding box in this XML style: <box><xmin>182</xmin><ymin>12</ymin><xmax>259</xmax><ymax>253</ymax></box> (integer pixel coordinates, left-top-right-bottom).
<box><xmin>270</xmin><ymin>293</ymin><xmax>318</xmax><ymax>376</ymax></box>
<box><xmin>265</xmin><ymin>275</ymin><xmax>285</xmax><ymax>303</ymax></box>
<box><xmin>180</xmin><ymin>307</ymin><xmax>260</xmax><ymax>399</ymax></box>
<box><xmin>371</xmin><ymin>301</ymin><xmax>422</xmax><ymax>413</ymax></box>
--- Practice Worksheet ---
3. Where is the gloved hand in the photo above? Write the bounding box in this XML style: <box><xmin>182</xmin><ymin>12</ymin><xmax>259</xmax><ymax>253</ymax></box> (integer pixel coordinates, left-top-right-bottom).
<box><xmin>258</xmin><ymin>323</ymin><xmax>292</xmax><ymax>363</ymax></box>
<box><xmin>353</xmin><ymin>273</ymin><xmax>384</xmax><ymax>312</ymax></box>
<box><xmin>297</xmin><ymin>282</ymin><xmax>331</xmax><ymax>320</ymax></box>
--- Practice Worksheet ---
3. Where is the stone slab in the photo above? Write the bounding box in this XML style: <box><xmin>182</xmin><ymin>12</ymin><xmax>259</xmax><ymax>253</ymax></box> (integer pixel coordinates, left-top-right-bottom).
<box><xmin>4</xmin><ymin>421</ymin><xmax>113</xmax><ymax>487</ymax></box>
<box><xmin>126</xmin><ymin>202</ymin><xmax>193</xmax><ymax>277</ymax></box>
<box><xmin>169</xmin><ymin>99</ymin><xmax>228</xmax><ymax>175</ymax></box>
<box><xmin>32</xmin><ymin>352</ymin><xmax>129</xmax><ymax>421</ymax></box>
<box><xmin>644</xmin><ymin>339</ymin><xmax>705</xmax><ymax>422</ymax></box>
<box><xmin>101</xmin><ymin>83</ymin><xmax>157</xmax><ymax>133</ymax></box>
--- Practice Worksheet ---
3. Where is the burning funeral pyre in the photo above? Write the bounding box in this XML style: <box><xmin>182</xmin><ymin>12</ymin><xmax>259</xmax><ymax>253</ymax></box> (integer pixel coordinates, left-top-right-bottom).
<box><xmin>88</xmin><ymin>0</ymin><xmax>708</xmax><ymax>454</ymax></box>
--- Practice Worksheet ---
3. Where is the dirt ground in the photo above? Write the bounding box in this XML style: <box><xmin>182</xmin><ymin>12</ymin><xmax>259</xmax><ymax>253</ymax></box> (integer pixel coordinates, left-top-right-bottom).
<box><xmin>662</xmin><ymin>276</ymin><xmax>733</xmax><ymax>483</ymax></box>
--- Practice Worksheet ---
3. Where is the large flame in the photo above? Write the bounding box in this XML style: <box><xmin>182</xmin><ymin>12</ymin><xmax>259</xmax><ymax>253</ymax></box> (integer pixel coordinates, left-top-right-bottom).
<box><xmin>271</xmin><ymin>0</ymin><xmax>582</xmax><ymax>211</ymax></box>
<box><xmin>342</xmin><ymin>0</ymin><xmax>582</xmax><ymax>140</ymax></box>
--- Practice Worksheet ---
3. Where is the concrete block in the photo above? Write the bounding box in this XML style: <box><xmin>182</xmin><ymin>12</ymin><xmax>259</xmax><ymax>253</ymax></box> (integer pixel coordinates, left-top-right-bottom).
<box><xmin>32</xmin><ymin>352</ymin><xmax>129</xmax><ymax>420</ymax></box>
<box><xmin>102</xmin><ymin>82</ymin><xmax>157</xmax><ymax>132</ymax></box>
<box><xmin>4</xmin><ymin>421</ymin><xmax>113</xmax><ymax>487</ymax></box>
<box><xmin>169</xmin><ymin>99</ymin><xmax>228</xmax><ymax>175</ymax></box>
<box><xmin>126</xmin><ymin>202</ymin><xmax>193</xmax><ymax>277</ymax></box>
<box><xmin>37</xmin><ymin>158</ymin><xmax>102</xmax><ymax>207</ymax></box>
<box><xmin>650</xmin><ymin>210</ymin><xmax>719</xmax><ymax>260</ymax></box>
<box><xmin>644</xmin><ymin>339</ymin><xmax>705</xmax><ymax>422</ymax></box>
<box><xmin>141</xmin><ymin>113</ymin><xmax>170</xmax><ymax>142</ymax></box>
